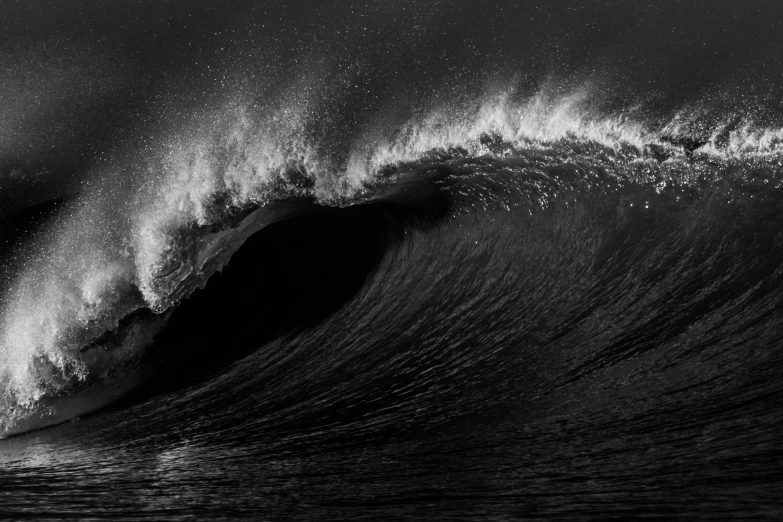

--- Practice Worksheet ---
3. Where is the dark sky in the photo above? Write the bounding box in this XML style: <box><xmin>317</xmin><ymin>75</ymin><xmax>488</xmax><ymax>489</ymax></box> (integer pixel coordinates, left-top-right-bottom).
<box><xmin>2</xmin><ymin>0</ymin><xmax>782</xmax><ymax>210</ymax></box>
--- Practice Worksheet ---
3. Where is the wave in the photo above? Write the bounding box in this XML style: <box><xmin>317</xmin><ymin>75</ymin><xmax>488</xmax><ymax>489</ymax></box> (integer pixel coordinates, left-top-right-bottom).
<box><xmin>2</xmin><ymin>79</ymin><xmax>783</xmax><ymax>437</ymax></box>
<box><xmin>3</xmin><ymin>3</ymin><xmax>783</xmax><ymax>518</ymax></box>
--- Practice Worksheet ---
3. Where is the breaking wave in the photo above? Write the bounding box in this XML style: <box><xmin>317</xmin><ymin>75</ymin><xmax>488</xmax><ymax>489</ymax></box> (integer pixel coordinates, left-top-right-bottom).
<box><xmin>2</xmin><ymin>2</ymin><xmax>783</xmax><ymax>517</ymax></box>
<box><xmin>2</xmin><ymin>82</ymin><xmax>783</xmax><ymax>435</ymax></box>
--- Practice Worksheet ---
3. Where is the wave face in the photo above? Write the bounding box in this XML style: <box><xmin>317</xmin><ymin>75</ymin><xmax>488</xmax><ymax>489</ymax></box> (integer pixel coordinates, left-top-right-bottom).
<box><xmin>1</xmin><ymin>1</ymin><xmax>783</xmax><ymax>519</ymax></box>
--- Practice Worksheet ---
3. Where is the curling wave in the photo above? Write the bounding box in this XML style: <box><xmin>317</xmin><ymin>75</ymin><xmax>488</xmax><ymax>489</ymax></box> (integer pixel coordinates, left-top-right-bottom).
<box><xmin>2</xmin><ymin>83</ymin><xmax>783</xmax><ymax>437</ymax></box>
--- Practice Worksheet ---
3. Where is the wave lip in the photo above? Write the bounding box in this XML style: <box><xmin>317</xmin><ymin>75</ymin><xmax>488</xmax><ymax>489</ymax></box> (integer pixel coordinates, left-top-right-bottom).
<box><xmin>134</xmin><ymin>204</ymin><xmax>266</xmax><ymax>312</ymax></box>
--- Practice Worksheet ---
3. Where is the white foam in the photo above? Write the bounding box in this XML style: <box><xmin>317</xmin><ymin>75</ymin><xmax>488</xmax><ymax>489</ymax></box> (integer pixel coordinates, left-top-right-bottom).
<box><xmin>348</xmin><ymin>83</ymin><xmax>783</xmax><ymax>176</ymax></box>
<box><xmin>345</xmin><ymin>86</ymin><xmax>655</xmax><ymax>178</ymax></box>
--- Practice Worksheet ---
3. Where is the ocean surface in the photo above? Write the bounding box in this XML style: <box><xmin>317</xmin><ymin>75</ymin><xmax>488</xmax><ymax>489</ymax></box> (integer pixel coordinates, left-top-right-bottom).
<box><xmin>1</xmin><ymin>1</ymin><xmax>782</xmax><ymax>519</ymax></box>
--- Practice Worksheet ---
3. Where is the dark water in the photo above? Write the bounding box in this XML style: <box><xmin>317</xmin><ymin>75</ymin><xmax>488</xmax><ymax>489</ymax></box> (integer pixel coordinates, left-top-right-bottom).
<box><xmin>2</xmin><ymin>1</ymin><xmax>783</xmax><ymax>520</ymax></box>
